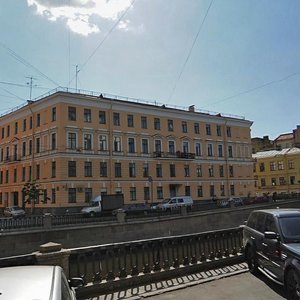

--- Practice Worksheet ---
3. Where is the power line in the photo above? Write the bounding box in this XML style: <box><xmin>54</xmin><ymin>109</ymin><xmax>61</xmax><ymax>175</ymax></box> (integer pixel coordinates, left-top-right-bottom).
<box><xmin>168</xmin><ymin>0</ymin><xmax>214</xmax><ymax>102</ymax></box>
<box><xmin>0</xmin><ymin>80</ymin><xmax>51</xmax><ymax>90</ymax></box>
<box><xmin>0</xmin><ymin>42</ymin><xmax>60</xmax><ymax>87</ymax></box>
<box><xmin>68</xmin><ymin>0</ymin><xmax>136</xmax><ymax>86</ymax></box>
<box><xmin>0</xmin><ymin>86</ymin><xmax>24</xmax><ymax>102</ymax></box>
<box><xmin>203</xmin><ymin>71</ymin><xmax>300</xmax><ymax>108</ymax></box>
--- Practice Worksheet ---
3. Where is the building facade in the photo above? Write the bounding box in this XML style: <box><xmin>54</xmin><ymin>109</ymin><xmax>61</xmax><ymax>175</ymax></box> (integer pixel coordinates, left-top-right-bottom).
<box><xmin>253</xmin><ymin>148</ymin><xmax>300</xmax><ymax>196</ymax></box>
<box><xmin>0</xmin><ymin>91</ymin><xmax>254</xmax><ymax>211</ymax></box>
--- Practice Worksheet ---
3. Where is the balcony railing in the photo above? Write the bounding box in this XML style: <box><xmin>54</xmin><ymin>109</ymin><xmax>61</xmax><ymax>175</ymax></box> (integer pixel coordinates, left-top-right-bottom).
<box><xmin>153</xmin><ymin>151</ymin><xmax>196</xmax><ymax>159</ymax></box>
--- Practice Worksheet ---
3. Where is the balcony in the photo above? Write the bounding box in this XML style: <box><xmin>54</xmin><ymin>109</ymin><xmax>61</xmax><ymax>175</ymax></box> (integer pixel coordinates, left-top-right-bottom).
<box><xmin>153</xmin><ymin>151</ymin><xmax>195</xmax><ymax>159</ymax></box>
<box><xmin>4</xmin><ymin>155</ymin><xmax>21</xmax><ymax>163</ymax></box>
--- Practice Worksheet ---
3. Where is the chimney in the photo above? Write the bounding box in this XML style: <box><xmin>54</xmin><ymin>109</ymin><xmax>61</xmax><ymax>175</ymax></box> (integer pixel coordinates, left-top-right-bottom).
<box><xmin>188</xmin><ymin>105</ymin><xmax>195</xmax><ymax>112</ymax></box>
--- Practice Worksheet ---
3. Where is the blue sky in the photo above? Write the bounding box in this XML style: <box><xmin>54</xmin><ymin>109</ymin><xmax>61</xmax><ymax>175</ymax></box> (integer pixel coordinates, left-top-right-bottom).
<box><xmin>0</xmin><ymin>0</ymin><xmax>299</xmax><ymax>139</ymax></box>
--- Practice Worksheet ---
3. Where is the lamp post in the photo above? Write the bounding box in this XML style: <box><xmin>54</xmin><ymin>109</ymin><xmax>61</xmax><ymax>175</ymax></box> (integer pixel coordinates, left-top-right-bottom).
<box><xmin>148</xmin><ymin>176</ymin><xmax>153</xmax><ymax>204</ymax></box>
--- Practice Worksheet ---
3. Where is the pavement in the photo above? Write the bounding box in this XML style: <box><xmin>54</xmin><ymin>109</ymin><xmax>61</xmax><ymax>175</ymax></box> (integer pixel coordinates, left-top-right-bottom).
<box><xmin>84</xmin><ymin>262</ymin><xmax>286</xmax><ymax>300</ymax></box>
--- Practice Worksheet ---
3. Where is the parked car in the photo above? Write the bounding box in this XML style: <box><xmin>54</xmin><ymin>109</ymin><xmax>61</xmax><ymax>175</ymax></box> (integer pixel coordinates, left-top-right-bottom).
<box><xmin>228</xmin><ymin>197</ymin><xmax>243</xmax><ymax>206</ymax></box>
<box><xmin>3</xmin><ymin>206</ymin><xmax>25</xmax><ymax>218</ymax></box>
<box><xmin>243</xmin><ymin>209</ymin><xmax>300</xmax><ymax>300</ymax></box>
<box><xmin>218</xmin><ymin>199</ymin><xmax>229</xmax><ymax>208</ymax></box>
<box><xmin>0</xmin><ymin>265</ymin><xmax>83</xmax><ymax>299</ymax></box>
<box><xmin>157</xmin><ymin>196</ymin><xmax>193</xmax><ymax>210</ymax></box>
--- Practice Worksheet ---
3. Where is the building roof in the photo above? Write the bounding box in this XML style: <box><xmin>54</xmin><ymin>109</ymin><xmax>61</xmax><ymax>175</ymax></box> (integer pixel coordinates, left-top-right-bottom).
<box><xmin>274</xmin><ymin>133</ymin><xmax>294</xmax><ymax>142</ymax></box>
<box><xmin>253</xmin><ymin>147</ymin><xmax>300</xmax><ymax>159</ymax></box>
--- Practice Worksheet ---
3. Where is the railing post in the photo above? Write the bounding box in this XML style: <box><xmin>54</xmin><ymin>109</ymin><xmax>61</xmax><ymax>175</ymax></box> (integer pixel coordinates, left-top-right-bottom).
<box><xmin>34</xmin><ymin>242</ymin><xmax>71</xmax><ymax>278</ymax></box>
<box><xmin>43</xmin><ymin>213</ymin><xmax>52</xmax><ymax>229</ymax></box>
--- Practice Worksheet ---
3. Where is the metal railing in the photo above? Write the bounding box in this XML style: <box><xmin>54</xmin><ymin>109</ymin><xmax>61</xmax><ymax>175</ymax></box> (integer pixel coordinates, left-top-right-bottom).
<box><xmin>0</xmin><ymin>216</ymin><xmax>44</xmax><ymax>230</ymax></box>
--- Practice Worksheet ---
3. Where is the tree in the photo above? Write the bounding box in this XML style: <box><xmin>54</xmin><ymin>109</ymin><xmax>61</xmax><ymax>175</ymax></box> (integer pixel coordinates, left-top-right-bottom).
<box><xmin>22</xmin><ymin>181</ymin><xmax>44</xmax><ymax>214</ymax></box>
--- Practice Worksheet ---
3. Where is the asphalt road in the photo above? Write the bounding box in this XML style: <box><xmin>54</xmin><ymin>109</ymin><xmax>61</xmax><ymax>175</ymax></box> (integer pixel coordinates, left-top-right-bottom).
<box><xmin>145</xmin><ymin>272</ymin><xmax>286</xmax><ymax>300</ymax></box>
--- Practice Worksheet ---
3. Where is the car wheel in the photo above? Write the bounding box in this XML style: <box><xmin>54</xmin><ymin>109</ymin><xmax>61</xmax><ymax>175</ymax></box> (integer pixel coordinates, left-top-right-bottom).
<box><xmin>246</xmin><ymin>246</ymin><xmax>258</xmax><ymax>274</ymax></box>
<box><xmin>286</xmin><ymin>269</ymin><xmax>300</xmax><ymax>300</ymax></box>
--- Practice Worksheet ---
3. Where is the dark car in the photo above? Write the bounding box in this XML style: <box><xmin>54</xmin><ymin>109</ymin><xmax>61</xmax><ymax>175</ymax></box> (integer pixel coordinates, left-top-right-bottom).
<box><xmin>243</xmin><ymin>209</ymin><xmax>300</xmax><ymax>300</ymax></box>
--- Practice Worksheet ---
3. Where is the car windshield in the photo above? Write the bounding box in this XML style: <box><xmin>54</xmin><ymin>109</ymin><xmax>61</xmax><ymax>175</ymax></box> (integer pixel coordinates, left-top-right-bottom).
<box><xmin>89</xmin><ymin>201</ymin><xmax>99</xmax><ymax>207</ymax></box>
<box><xmin>279</xmin><ymin>216</ymin><xmax>300</xmax><ymax>242</ymax></box>
<box><xmin>161</xmin><ymin>199</ymin><xmax>170</xmax><ymax>204</ymax></box>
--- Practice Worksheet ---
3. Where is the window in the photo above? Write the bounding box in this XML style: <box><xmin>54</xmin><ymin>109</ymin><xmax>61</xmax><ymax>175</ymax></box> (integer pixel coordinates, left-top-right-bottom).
<box><xmin>168</xmin><ymin>140</ymin><xmax>175</xmax><ymax>154</ymax></box>
<box><xmin>142</xmin><ymin>139</ymin><xmax>149</xmax><ymax>154</ymax></box>
<box><xmin>144</xmin><ymin>187</ymin><xmax>150</xmax><ymax>201</ymax></box>
<box><xmin>36</xmin><ymin>113</ymin><xmax>41</xmax><ymax>127</ymax></box>
<box><xmin>156</xmin><ymin>164</ymin><xmax>162</xmax><ymax>177</ymax></box>
<box><xmin>99</xmin><ymin>135</ymin><xmax>108</xmax><ymax>151</ymax></box>
<box><xmin>7</xmin><ymin>125</ymin><xmax>10</xmax><ymax>137</ymax></box>
<box><xmin>155</xmin><ymin>139</ymin><xmax>162</xmax><ymax>153</ymax></box>
<box><xmin>113</xmin><ymin>136</ymin><xmax>122</xmax><ymax>152</ymax></box>
<box><xmin>226</xmin><ymin>126</ymin><xmax>232</xmax><ymax>137</ymax></box>
<box><xmin>220</xmin><ymin>184</ymin><xmax>225</xmax><ymax>196</ymax></box>
<box><xmin>185</xmin><ymin>186</ymin><xmax>191</xmax><ymax>196</ymax></box>
<box><xmin>23</xmin><ymin>119</ymin><xmax>27</xmax><ymax>131</ymax></box>
<box><xmin>143</xmin><ymin>163</ymin><xmax>149</xmax><ymax>177</ymax></box>
<box><xmin>290</xmin><ymin>176</ymin><xmax>296</xmax><ymax>185</ymax></box>
<box><xmin>196</xmin><ymin>165</ymin><xmax>202</xmax><ymax>177</ymax></box>
<box><xmin>130</xmin><ymin>187</ymin><xmax>136</xmax><ymax>201</ymax></box>
<box><xmin>36</xmin><ymin>164</ymin><xmax>40</xmax><ymax>180</ymax></box>
<box><xmin>210</xmin><ymin>185</ymin><xmax>215</xmax><ymax>197</ymax></box>
<box><xmin>22</xmin><ymin>167</ymin><xmax>25</xmax><ymax>182</ymax></box>
<box><xmin>228</xmin><ymin>145</ymin><xmax>233</xmax><ymax>158</ymax></box>
<box><xmin>52</xmin><ymin>107</ymin><xmax>56</xmax><ymax>121</ymax></box>
<box><xmin>84</xmin><ymin>161</ymin><xmax>92</xmax><ymax>177</ymax></box>
<box><xmin>13</xmin><ymin>168</ymin><xmax>17</xmax><ymax>183</ymax></box>
<box><xmin>100</xmin><ymin>162</ymin><xmax>107</xmax><ymax>177</ymax></box>
<box><xmin>84</xmin><ymin>133</ymin><xmax>92</xmax><ymax>150</ymax></box>
<box><xmin>208</xmin><ymin>165</ymin><xmax>214</xmax><ymax>177</ymax></box>
<box><xmin>182</xmin><ymin>121</ymin><xmax>187</xmax><ymax>133</ymax></box>
<box><xmin>259</xmin><ymin>162</ymin><xmax>265</xmax><ymax>172</ymax></box>
<box><xmin>278</xmin><ymin>161</ymin><xmax>284</xmax><ymax>170</ymax></box>
<box><xmin>51</xmin><ymin>188</ymin><xmax>56</xmax><ymax>203</ymax></box>
<box><xmin>0</xmin><ymin>193</ymin><xmax>2</xmax><ymax>205</ymax></box>
<box><xmin>168</xmin><ymin>120</ymin><xmax>174</xmax><ymax>131</ymax></box>
<box><xmin>128</xmin><ymin>137</ymin><xmax>135</xmax><ymax>153</ymax></box>
<box><xmin>207</xmin><ymin>143</ymin><xmax>213</xmax><ymax>157</ymax></box>
<box><xmin>271</xmin><ymin>178</ymin><xmax>276</xmax><ymax>186</ymax></box>
<box><xmin>84</xmin><ymin>108</ymin><xmax>92</xmax><ymax>122</ymax></box>
<box><xmin>113</xmin><ymin>112</ymin><xmax>120</xmax><ymax>126</ymax></box>
<box><xmin>0</xmin><ymin>171</ymin><xmax>3</xmax><ymax>184</ymax></box>
<box><xmin>68</xmin><ymin>161</ymin><xmax>76</xmax><ymax>177</ymax></box>
<box><xmin>51</xmin><ymin>133</ymin><xmax>56</xmax><ymax>150</ymax></box>
<box><xmin>68</xmin><ymin>132</ymin><xmax>77</xmax><ymax>150</ymax></box>
<box><xmin>115</xmin><ymin>162</ymin><xmax>122</xmax><ymax>177</ymax></box>
<box><xmin>127</xmin><ymin>114</ymin><xmax>134</xmax><ymax>127</ymax></box>
<box><xmin>279</xmin><ymin>177</ymin><xmax>285</xmax><ymax>185</ymax></box>
<box><xmin>261</xmin><ymin>178</ymin><xmax>266</xmax><ymax>187</ymax></box>
<box><xmin>129</xmin><ymin>162</ymin><xmax>136</xmax><ymax>177</ymax></box>
<box><xmin>0</xmin><ymin>149</ymin><xmax>2</xmax><ymax>161</ymax></box>
<box><xmin>68</xmin><ymin>188</ymin><xmax>76</xmax><ymax>203</ymax></box>
<box><xmin>28</xmin><ymin>166</ymin><xmax>32</xmax><ymax>181</ymax></box>
<box><xmin>229</xmin><ymin>165</ymin><xmax>234</xmax><ymax>177</ymax></box>
<box><xmin>157</xmin><ymin>187</ymin><xmax>163</xmax><ymax>199</ymax></box>
<box><xmin>206</xmin><ymin>124</ymin><xmax>211</xmax><ymax>135</ymax></box>
<box><xmin>230</xmin><ymin>184</ymin><xmax>235</xmax><ymax>196</ymax></box>
<box><xmin>170</xmin><ymin>164</ymin><xmax>176</xmax><ymax>177</ymax></box>
<box><xmin>51</xmin><ymin>161</ymin><xmax>56</xmax><ymax>178</ymax></box>
<box><xmin>99</xmin><ymin>111</ymin><xmax>106</xmax><ymax>124</ymax></box>
<box><xmin>141</xmin><ymin>116</ymin><xmax>147</xmax><ymax>129</ymax></box>
<box><xmin>5</xmin><ymin>170</ymin><xmax>8</xmax><ymax>183</ymax></box>
<box><xmin>195</xmin><ymin>143</ymin><xmax>201</xmax><ymax>156</ymax></box>
<box><xmin>194</xmin><ymin>123</ymin><xmax>200</xmax><ymax>134</ymax></box>
<box><xmin>184</xmin><ymin>165</ymin><xmax>190</xmax><ymax>177</ymax></box>
<box><xmin>288</xmin><ymin>160</ymin><xmax>295</xmax><ymax>169</ymax></box>
<box><xmin>85</xmin><ymin>188</ymin><xmax>92</xmax><ymax>203</ymax></box>
<box><xmin>14</xmin><ymin>122</ymin><xmax>18</xmax><ymax>135</ymax></box>
<box><xmin>68</xmin><ymin>107</ymin><xmax>76</xmax><ymax>121</ymax></box>
<box><xmin>216</xmin><ymin>125</ymin><xmax>222</xmax><ymax>136</ymax></box>
<box><xmin>183</xmin><ymin>141</ymin><xmax>189</xmax><ymax>153</ymax></box>
<box><xmin>36</xmin><ymin>137</ymin><xmax>41</xmax><ymax>153</ymax></box>
<box><xmin>270</xmin><ymin>161</ymin><xmax>276</xmax><ymax>171</ymax></box>
<box><xmin>218</xmin><ymin>144</ymin><xmax>223</xmax><ymax>157</ymax></box>
<box><xmin>219</xmin><ymin>165</ymin><xmax>224</xmax><ymax>177</ymax></box>
<box><xmin>154</xmin><ymin>118</ymin><xmax>160</xmax><ymax>130</ymax></box>
<box><xmin>29</xmin><ymin>116</ymin><xmax>33</xmax><ymax>129</ymax></box>
<box><xmin>197</xmin><ymin>186</ymin><xmax>203</xmax><ymax>197</ymax></box>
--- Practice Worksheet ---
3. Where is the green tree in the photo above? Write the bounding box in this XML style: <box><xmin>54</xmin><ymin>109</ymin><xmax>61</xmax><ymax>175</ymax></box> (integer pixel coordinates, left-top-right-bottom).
<box><xmin>22</xmin><ymin>181</ymin><xmax>43</xmax><ymax>214</ymax></box>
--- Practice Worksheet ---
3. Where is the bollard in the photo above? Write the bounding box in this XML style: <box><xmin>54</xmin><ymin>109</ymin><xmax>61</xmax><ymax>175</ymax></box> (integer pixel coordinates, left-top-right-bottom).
<box><xmin>35</xmin><ymin>242</ymin><xmax>71</xmax><ymax>278</ymax></box>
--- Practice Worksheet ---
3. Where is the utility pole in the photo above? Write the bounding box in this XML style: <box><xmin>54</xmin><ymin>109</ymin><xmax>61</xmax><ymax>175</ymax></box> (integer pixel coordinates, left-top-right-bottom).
<box><xmin>26</xmin><ymin>76</ymin><xmax>37</xmax><ymax>100</ymax></box>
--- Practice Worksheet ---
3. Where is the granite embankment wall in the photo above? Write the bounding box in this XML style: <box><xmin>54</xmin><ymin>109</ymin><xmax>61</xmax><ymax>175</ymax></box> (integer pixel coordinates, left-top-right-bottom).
<box><xmin>1</xmin><ymin>200</ymin><xmax>299</xmax><ymax>258</ymax></box>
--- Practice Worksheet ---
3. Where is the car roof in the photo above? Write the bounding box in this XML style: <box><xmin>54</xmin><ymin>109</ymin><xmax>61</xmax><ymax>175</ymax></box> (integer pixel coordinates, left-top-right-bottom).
<box><xmin>0</xmin><ymin>265</ymin><xmax>60</xmax><ymax>300</ymax></box>
<box><xmin>252</xmin><ymin>208</ymin><xmax>300</xmax><ymax>218</ymax></box>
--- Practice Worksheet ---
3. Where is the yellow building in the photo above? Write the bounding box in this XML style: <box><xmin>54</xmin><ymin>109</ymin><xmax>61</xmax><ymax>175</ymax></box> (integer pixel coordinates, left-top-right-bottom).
<box><xmin>0</xmin><ymin>90</ymin><xmax>254</xmax><ymax>213</ymax></box>
<box><xmin>253</xmin><ymin>148</ymin><xmax>300</xmax><ymax>196</ymax></box>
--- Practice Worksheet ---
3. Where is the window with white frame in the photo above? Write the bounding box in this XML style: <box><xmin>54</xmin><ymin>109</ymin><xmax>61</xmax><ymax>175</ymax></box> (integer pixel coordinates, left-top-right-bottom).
<box><xmin>155</xmin><ymin>139</ymin><xmax>162</xmax><ymax>153</ymax></box>
<box><xmin>83</xmin><ymin>133</ymin><xmax>92</xmax><ymax>150</ymax></box>
<box><xmin>218</xmin><ymin>144</ymin><xmax>223</xmax><ymax>157</ymax></box>
<box><xmin>99</xmin><ymin>135</ymin><xmax>108</xmax><ymax>151</ymax></box>
<box><xmin>168</xmin><ymin>140</ymin><xmax>175</xmax><ymax>154</ymax></box>
<box><xmin>128</xmin><ymin>137</ymin><xmax>135</xmax><ymax>153</ymax></box>
<box><xmin>183</xmin><ymin>141</ymin><xmax>189</xmax><ymax>153</ymax></box>
<box><xmin>141</xmin><ymin>139</ymin><xmax>149</xmax><ymax>154</ymax></box>
<box><xmin>113</xmin><ymin>136</ymin><xmax>122</xmax><ymax>152</ymax></box>
<box><xmin>68</xmin><ymin>132</ymin><xmax>77</xmax><ymax>150</ymax></box>
<box><xmin>195</xmin><ymin>142</ymin><xmax>201</xmax><ymax>156</ymax></box>
<box><xmin>207</xmin><ymin>143</ymin><xmax>213</xmax><ymax>157</ymax></box>
<box><xmin>228</xmin><ymin>145</ymin><xmax>233</xmax><ymax>158</ymax></box>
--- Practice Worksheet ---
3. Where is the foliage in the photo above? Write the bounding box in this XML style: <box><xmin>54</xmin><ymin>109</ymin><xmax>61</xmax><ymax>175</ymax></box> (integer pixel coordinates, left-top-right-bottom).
<box><xmin>22</xmin><ymin>181</ymin><xmax>44</xmax><ymax>204</ymax></box>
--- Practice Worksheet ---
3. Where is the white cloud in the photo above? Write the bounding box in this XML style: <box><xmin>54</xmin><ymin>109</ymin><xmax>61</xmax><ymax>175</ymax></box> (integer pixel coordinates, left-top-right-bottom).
<box><xmin>27</xmin><ymin>0</ymin><xmax>135</xmax><ymax>36</ymax></box>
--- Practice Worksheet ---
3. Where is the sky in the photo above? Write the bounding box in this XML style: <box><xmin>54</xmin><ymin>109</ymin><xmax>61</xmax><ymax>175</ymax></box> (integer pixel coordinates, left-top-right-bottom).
<box><xmin>0</xmin><ymin>0</ymin><xmax>299</xmax><ymax>139</ymax></box>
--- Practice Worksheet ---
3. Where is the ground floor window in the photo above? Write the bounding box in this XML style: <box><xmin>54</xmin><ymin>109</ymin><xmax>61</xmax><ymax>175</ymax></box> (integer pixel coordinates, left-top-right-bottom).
<box><xmin>144</xmin><ymin>187</ymin><xmax>150</xmax><ymax>201</ymax></box>
<box><xmin>230</xmin><ymin>184</ymin><xmax>235</xmax><ymax>196</ymax></box>
<box><xmin>85</xmin><ymin>188</ymin><xmax>93</xmax><ymax>202</ymax></box>
<box><xmin>157</xmin><ymin>186</ymin><xmax>163</xmax><ymax>199</ymax></box>
<box><xmin>68</xmin><ymin>188</ymin><xmax>76</xmax><ymax>203</ymax></box>
<box><xmin>130</xmin><ymin>187</ymin><xmax>136</xmax><ymax>201</ymax></box>
<box><xmin>197</xmin><ymin>186</ymin><xmax>203</xmax><ymax>197</ymax></box>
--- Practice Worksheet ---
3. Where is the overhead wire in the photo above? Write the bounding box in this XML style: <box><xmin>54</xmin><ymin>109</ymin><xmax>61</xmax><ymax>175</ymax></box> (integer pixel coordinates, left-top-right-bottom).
<box><xmin>67</xmin><ymin>0</ymin><xmax>136</xmax><ymax>86</ymax></box>
<box><xmin>167</xmin><ymin>0</ymin><xmax>214</xmax><ymax>102</ymax></box>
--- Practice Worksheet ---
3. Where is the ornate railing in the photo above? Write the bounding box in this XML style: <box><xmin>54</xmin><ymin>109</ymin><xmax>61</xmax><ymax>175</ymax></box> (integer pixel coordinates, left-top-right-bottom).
<box><xmin>69</xmin><ymin>227</ymin><xmax>244</xmax><ymax>297</ymax></box>
<box><xmin>0</xmin><ymin>216</ymin><xmax>44</xmax><ymax>230</ymax></box>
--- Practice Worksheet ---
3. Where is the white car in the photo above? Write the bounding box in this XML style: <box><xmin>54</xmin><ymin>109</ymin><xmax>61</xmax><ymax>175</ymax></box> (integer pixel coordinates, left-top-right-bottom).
<box><xmin>0</xmin><ymin>265</ymin><xmax>83</xmax><ymax>300</ymax></box>
<box><xmin>3</xmin><ymin>206</ymin><xmax>25</xmax><ymax>218</ymax></box>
